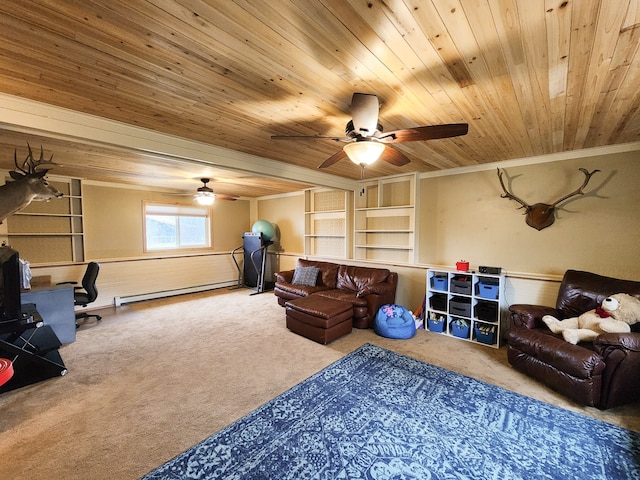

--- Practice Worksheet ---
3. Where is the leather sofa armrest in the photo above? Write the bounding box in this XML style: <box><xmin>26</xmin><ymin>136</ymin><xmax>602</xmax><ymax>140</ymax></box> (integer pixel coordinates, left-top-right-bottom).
<box><xmin>594</xmin><ymin>332</ymin><xmax>640</xmax><ymax>354</ymax></box>
<box><xmin>274</xmin><ymin>269</ymin><xmax>294</xmax><ymax>284</ymax></box>
<box><xmin>357</xmin><ymin>282</ymin><xmax>396</xmax><ymax>298</ymax></box>
<box><xmin>593</xmin><ymin>333</ymin><xmax>640</xmax><ymax>409</ymax></box>
<box><xmin>358</xmin><ymin>279</ymin><xmax>398</xmax><ymax>328</ymax></box>
<box><xmin>361</xmin><ymin>292</ymin><xmax>394</xmax><ymax>329</ymax></box>
<box><xmin>509</xmin><ymin>304</ymin><xmax>560</xmax><ymax>330</ymax></box>
<box><xmin>507</xmin><ymin>326</ymin><xmax>606</xmax><ymax>379</ymax></box>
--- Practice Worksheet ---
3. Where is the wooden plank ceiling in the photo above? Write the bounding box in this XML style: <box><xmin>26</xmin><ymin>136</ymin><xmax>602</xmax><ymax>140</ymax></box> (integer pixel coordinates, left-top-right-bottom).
<box><xmin>0</xmin><ymin>0</ymin><xmax>638</xmax><ymax>197</ymax></box>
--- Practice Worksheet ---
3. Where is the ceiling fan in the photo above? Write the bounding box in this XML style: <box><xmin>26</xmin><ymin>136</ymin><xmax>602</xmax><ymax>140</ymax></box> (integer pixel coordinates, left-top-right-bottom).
<box><xmin>164</xmin><ymin>178</ymin><xmax>239</xmax><ymax>205</ymax></box>
<box><xmin>271</xmin><ymin>93</ymin><xmax>468</xmax><ymax>170</ymax></box>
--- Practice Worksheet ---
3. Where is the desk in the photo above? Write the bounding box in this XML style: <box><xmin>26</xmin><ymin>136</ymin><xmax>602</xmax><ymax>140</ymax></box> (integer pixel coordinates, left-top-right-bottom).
<box><xmin>22</xmin><ymin>284</ymin><xmax>75</xmax><ymax>344</ymax></box>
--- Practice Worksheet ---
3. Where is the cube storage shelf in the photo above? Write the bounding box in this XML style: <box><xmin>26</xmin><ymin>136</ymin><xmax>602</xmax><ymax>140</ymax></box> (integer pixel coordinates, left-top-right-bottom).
<box><xmin>425</xmin><ymin>268</ymin><xmax>507</xmax><ymax>348</ymax></box>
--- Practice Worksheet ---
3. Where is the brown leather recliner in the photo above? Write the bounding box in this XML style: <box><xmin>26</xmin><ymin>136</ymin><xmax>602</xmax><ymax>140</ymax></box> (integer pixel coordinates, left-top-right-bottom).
<box><xmin>507</xmin><ymin>270</ymin><xmax>640</xmax><ymax>409</ymax></box>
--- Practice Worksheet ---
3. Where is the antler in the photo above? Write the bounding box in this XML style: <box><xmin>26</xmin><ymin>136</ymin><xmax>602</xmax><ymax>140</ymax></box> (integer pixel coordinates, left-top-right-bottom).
<box><xmin>13</xmin><ymin>149</ymin><xmax>27</xmax><ymax>175</ymax></box>
<box><xmin>551</xmin><ymin>168</ymin><xmax>601</xmax><ymax>206</ymax></box>
<box><xmin>497</xmin><ymin>168</ymin><xmax>530</xmax><ymax>211</ymax></box>
<box><xmin>12</xmin><ymin>143</ymin><xmax>56</xmax><ymax>177</ymax></box>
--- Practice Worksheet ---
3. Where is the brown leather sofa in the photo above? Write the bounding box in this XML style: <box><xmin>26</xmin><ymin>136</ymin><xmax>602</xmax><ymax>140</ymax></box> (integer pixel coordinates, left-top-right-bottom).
<box><xmin>507</xmin><ymin>269</ymin><xmax>640</xmax><ymax>409</ymax></box>
<box><xmin>274</xmin><ymin>259</ymin><xmax>398</xmax><ymax>329</ymax></box>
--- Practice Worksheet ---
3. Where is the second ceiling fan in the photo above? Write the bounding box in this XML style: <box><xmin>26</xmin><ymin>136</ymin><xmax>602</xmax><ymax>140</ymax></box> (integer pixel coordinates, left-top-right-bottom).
<box><xmin>271</xmin><ymin>93</ymin><xmax>468</xmax><ymax>169</ymax></box>
<box><xmin>164</xmin><ymin>178</ymin><xmax>239</xmax><ymax>205</ymax></box>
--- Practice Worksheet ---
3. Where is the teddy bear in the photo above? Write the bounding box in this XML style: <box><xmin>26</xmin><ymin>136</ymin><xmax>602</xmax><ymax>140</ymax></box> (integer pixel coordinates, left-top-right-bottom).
<box><xmin>542</xmin><ymin>293</ymin><xmax>640</xmax><ymax>345</ymax></box>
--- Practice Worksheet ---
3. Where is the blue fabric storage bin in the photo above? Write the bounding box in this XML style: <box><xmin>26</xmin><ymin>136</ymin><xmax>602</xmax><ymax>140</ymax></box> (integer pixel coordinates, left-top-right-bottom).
<box><xmin>431</xmin><ymin>275</ymin><xmax>448</xmax><ymax>291</ymax></box>
<box><xmin>475</xmin><ymin>324</ymin><xmax>497</xmax><ymax>345</ymax></box>
<box><xmin>427</xmin><ymin>315</ymin><xmax>445</xmax><ymax>333</ymax></box>
<box><xmin>477</xmin><ymin>279</ymin><xmax>499</xmax><ymax>300</ymax></box>
<box><xmin>450</xmin><ymin>320</ymin><xmax>470</xmax><ymax>339</ymax></box>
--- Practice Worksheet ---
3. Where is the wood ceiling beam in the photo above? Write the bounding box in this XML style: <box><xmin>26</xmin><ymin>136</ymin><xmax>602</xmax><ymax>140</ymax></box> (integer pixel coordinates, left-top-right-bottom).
<box><xmin>0</xmin><ymin>93</ymin><xmax>357</xmax><ymax>192</ymax></box>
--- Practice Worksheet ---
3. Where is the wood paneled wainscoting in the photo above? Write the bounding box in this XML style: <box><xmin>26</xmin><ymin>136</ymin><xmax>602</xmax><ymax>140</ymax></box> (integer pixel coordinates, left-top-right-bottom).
<box><xmin>28</xmin><ymin>251</ymin><xmax>564</xmax><ymax>318</ymax></box>
<box><xmin>27</xmin><ymin>253</ymin><xmax>240</xmax><ymax>310</ymax></box>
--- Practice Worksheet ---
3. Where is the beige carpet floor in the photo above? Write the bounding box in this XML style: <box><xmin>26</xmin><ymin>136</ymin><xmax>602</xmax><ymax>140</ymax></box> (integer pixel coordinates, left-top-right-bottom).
<box><xmin>1</xmin><ymin>288</ymin><xmax>639</xmax><ymax>480</ymax></box>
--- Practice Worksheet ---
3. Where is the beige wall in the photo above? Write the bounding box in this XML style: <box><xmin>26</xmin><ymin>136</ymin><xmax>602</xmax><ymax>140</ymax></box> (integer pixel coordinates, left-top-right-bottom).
<box><xmin>419</xmin><ymin>151</ymin><xmax>640</xmax><ymax>279</ymax></box>
<box><xmin>257</xmin><ymin>193</ymin><xmax>305</xmax><ymax>255</ymax></box>
<box><xmin>255</xmin><ymin>193</ymin><xmax>304</xmax><ymax>279</ymax></box>
<box><xmin>25</xmin><ymin>185</ymin><xmax>252</xmax><ymax>308</ymax></box>
<box><xmin>212</xmin><ymin>198</ymin><xmax>252</xmax><ymax>251</ymax></box>
<box><xmin>23</xmin><ymin>147</ymin><xmax>640</xmax><ymax>311</ymax></box>
<box><xmin>83</xmin><ymin>184</ymin><xmax>250</xmax><ymax>259</ymax></box>
<box><xmin>255</xmin><ymin>149</ymin><xmax>640</xmax><ymax>312</ymax></box>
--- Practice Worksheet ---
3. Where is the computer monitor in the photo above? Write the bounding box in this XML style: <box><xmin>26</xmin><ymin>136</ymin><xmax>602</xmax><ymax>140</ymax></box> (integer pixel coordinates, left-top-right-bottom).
<box><xmin>0</xmin><ymin>246</ymin><xmax>22</xmax><ymax>321</ymax></box>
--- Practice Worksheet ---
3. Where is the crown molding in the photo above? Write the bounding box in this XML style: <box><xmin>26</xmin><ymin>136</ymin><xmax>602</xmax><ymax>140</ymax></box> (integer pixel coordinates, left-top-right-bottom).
<box><xmin>420</xmin><ymin>141</ymin><xmax>640</xmax><ymax>179</ymax></box>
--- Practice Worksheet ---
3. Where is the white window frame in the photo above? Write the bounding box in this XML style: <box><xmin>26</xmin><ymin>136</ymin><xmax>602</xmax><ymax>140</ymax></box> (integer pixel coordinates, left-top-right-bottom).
<box><xmin>144</xmin><ymin>202</ymin><xmax>211</xmax><ymax>252</ymax></box>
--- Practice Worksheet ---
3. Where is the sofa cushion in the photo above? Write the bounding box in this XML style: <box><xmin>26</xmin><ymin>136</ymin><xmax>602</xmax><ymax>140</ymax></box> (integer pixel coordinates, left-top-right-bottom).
<box><xmin>291</xmin><ymin>266</ymin><xmax>319</xmax><ymax>286</ymax></box>
<box><xmin>297</xmin><ymin>259</ymin><xmax>339</xmax><ymax>289</ymax></box>
<box><xmin>314</xmin><ymin>289</ymin><xmax>368</xmax><ymax>308</ymax></box>
<box><xmin>275</xmin><ymin>283</ymin><xmax>329</xmax><ymax>298</ymax></box>
<box><xmin>336</xmin><ymin>265</ymin><xmax>390</xmax><ymax>295</ymax></box>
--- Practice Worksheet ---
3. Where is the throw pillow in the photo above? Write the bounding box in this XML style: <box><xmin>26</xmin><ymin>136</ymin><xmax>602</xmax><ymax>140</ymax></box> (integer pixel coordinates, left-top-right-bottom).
<box><xmin>291</xmin><ymin>266</ymin><xmax>319</xmax><ymax>287</ymax></box>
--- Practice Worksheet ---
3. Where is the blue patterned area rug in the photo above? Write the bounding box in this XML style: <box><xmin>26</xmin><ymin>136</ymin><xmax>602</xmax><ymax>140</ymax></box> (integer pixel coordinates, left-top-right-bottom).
<box><xmin>141</xmin><ymin>343</ymin><xmax>640</xmax><ymax>479</ymax></box>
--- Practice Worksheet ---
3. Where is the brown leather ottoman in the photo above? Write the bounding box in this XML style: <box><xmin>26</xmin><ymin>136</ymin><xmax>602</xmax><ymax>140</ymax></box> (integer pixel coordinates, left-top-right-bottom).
<box><xmin>285</xmin><ymin>296</ymin><xmax>353</xmax><ymax>345</ymax></box>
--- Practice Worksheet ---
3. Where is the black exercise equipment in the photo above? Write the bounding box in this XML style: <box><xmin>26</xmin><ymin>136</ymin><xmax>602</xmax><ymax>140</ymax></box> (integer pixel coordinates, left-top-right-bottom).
<box><xmin>0</xmin><ymin>306</ymin><xmax>67</xmax><ymax>393</ymax></box>
<box><xmin>231</xmin><ymin>232</ymin><xmax>274</xmax><ymax>295</ymax></box>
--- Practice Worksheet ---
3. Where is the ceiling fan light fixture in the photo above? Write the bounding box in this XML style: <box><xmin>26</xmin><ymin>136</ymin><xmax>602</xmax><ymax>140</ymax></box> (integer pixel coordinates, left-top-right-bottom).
<box><xmin>195</xmin><ymin>193</ymin><xmax>215</xmax><ymax>205</ymax></box>
<box><xmin>343</xmin><ymin>141</ymin><xmax>385</xmax><ymax>166</ymax></box>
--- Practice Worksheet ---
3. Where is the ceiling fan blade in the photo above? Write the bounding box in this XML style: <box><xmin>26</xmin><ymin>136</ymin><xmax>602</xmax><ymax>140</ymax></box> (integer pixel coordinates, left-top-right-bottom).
<box><xmin>317</xmin><ymin>149</ymin><xmax>348</xmax><ymax>169</ymax></box>
<box><xmin>379</xmin><ymin>123</ymin><xmax>469</xmax><ymax>143</ymax></box>
<box><xmin>271</xmin><ymin>134</ymin><xmax>350</xmax><ymax>142</ymax></box>
<box><xmin>162</xmin><ymin>193</ymin><xmax>194</xmax><ymax>197</ymax></box>
<box><xmin>380</xmin><ymin>146</ymin><xmax>410</xmax><ymax>166</ymax></box>
<box><xmin>215</xmin><ymin>193</ymin><xmax>239</xmax><ymax>201</ymax></box>
<box><xmin>350</xmin><ymin>93</ymin><xmax>379</xmax><ymax>137</ymax></box>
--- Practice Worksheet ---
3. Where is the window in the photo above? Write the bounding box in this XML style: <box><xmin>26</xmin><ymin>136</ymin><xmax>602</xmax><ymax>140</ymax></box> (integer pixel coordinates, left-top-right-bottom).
<box><xmin>144</xmin><ymin>203</ymin><xmax>211</xmax><ymax>251</ymax></box>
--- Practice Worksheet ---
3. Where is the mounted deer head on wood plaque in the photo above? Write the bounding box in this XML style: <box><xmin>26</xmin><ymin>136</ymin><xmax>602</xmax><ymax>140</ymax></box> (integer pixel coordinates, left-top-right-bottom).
<box><xmin>0</xmin><ymin>144</ymin><xmax>63</xmax><ymax>224</ymax></box>
<box><xmin>497</xmin><ymin>167</ymin><xmax>601</xmax><ymax>231</ymax></box>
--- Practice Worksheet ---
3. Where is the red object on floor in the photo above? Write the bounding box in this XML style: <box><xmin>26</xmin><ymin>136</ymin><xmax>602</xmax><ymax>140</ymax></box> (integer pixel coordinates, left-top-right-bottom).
<box><xmin>0</xmin><ymin>358</ymin><xmax>14</xmax><ymax>386</ymax></box>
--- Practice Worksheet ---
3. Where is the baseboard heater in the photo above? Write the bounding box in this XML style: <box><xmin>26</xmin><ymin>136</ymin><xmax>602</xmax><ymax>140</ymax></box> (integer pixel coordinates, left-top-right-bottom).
<box><xmin>114</xmin><ymin>281</ymin><xmax>236</xmax><ymax>306</ymax></box>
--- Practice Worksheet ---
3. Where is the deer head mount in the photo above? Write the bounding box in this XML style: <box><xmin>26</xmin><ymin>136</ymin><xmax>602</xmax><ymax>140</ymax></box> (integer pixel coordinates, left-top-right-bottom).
<box><xmin>497</xmin><ymin>167</ymin><xmax>600</xmax><ymax>231</ymax></box>
<box><xmin>0</xmin><ymin>144</ymin><xmax>63</xmax><ymax>224</ymax></box>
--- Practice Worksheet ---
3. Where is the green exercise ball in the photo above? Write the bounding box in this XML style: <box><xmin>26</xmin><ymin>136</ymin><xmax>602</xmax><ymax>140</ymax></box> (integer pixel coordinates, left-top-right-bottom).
<box><xmin>252</xmin><ymin>220</ymin><xmax>276</xmax><ymax>242</ymax></box>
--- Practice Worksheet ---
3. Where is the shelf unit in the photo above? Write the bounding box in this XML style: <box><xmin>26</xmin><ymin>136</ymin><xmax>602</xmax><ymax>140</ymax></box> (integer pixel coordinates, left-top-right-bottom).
<box><xmin>304</xmin><ymin>188</ymin><xmax>352</xmax><ymax>259</ymax></box>
<box><xmin>425</xmin><ymin>268</ymin><xmax>507</xmax><ymax>348</ymax></box>
<box><xmin>354</xmin><ymin>173</ymin><xmax>417</xmax><ymax>263</ymax></box>
<box><xmin>5</xmin><ymin>177</ymin><xmax>85</xmax><ymax>264</ymax></box>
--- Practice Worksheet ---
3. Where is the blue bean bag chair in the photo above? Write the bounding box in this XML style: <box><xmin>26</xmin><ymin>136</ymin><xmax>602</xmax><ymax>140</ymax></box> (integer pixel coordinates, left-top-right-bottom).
<box><xmin>374</xmin><ymin>304</ymin><xmax>416</xmax><ymax>339</ymax></box>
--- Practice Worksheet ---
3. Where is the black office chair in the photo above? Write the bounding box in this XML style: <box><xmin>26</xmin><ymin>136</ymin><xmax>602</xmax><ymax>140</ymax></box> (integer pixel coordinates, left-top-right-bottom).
<box><xmin>66</xmin><ymin>262</ymin><xmax>102</xmax><ymax>327</ymax></box>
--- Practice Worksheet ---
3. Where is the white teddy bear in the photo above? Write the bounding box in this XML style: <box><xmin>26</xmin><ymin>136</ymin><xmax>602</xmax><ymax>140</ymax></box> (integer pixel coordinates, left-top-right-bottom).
<box><xmin>542</xmin><ymin>293</ymin><xmax>640</xmax><ymax>345</ymax></box>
